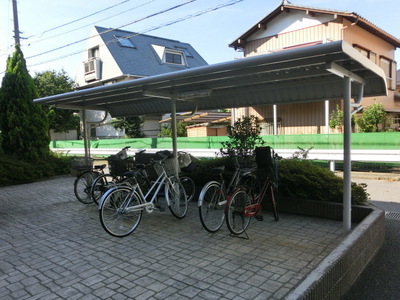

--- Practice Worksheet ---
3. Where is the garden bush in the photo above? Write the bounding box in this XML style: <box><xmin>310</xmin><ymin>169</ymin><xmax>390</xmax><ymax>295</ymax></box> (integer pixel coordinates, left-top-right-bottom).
<box><xmin>0</xmin><ymin>153</ymin><xmax>71</xmax><ymax>187</ymax></box>
<box><xmin>185</xmin><ymin>157</ymin><xmax>369</xmax><ymax>205</ymax></box>
<box><xmin>277</xmin><ymin>159</ymin><xmax>368</xmax><ymax>205</ymax></box>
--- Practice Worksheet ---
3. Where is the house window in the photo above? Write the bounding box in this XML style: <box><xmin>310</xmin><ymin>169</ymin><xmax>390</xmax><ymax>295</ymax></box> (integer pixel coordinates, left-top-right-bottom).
<box><xmin>165</xmin><ymin>51</ymin><xmax>183</xmax><ymax>64</ymax></box>
<box><xmin>88</xmin><ymin>47</ymin><xmax>99</xmax><ymax>59</ymax></box>
<box><xmin>353</xmin><ymin>44</ymin><xmax>377</xmax><ymax>64</ymax></box>
<box><xmin>259</xmin><ymin>120</ymin><xmax>281</xmax><ymax>135</ymax></box>
<box><xmin>115</xmin><ymin>36</ymin><xmax>135</xmax><ymax>48</ymax></box>
<box><xmin>380</xmin><ymin>56</ymin><xmax>395</xmax><ymax>90</ymax></box>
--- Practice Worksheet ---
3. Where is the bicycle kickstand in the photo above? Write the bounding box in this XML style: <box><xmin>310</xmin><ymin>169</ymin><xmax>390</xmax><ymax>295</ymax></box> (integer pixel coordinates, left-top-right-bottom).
<box><xmin>230</xmin><ymin>231</ymin><xmax>249</xmax><ymax>240</ymax></box>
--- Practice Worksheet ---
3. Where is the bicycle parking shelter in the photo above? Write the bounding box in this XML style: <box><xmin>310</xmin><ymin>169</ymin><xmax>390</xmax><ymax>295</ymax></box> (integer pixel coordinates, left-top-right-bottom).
<box><xmin>34</xmin><ymin>40</ymin><xmax>387</xmax><ymax>233</ymax></box>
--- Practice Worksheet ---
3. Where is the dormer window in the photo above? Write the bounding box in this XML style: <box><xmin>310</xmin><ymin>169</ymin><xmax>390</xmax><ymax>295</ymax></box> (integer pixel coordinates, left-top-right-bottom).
<box><xmin>164</xmin><ymin>50</ymin><xmax>187</xmax><ymax>65</ymax></box>
<box><xmin>151</xmin><ymin>45</ymin><xmax>187</xmax><ymax>66</ymax></box>
<box><xmin>165</xmin><ymin>51</ymin><xmax>183</xmax><ymax>64</ymax></box>
<box><xmin>115</xmin><ymin>35</ymin><xmax>135</xmax><ymax>48</ymax></box>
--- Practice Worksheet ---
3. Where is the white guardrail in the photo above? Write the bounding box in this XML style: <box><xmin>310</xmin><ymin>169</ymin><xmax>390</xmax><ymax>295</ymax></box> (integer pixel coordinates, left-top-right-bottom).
<box><xmin>52</xmin><ymin>147</ymin><xmax>400</xmax><ymax>171</ymax></box>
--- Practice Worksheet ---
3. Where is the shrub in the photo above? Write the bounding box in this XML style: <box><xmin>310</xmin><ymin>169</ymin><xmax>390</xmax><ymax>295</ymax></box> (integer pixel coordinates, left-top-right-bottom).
<box><xmin>181</xmin><ymin>157</ymin><xmax>233</xmax><ymax>187</ymax></box>
<box><xmin>184</xmin><ymin>157</ymin><xmax>368</xmax><ymax>205</ymax></box>
<box><xmin>220</xmin><ymin>115</ymin><xmax>265</xmax><ymax>157</ymax></box>
<box><xmin>277</xmin><ymin>159</ymin><xmax>368</xmax><ymax>205</ymax></box>
<box><xmin>0</xmin><ymin>153</ymin><xmax>71</xmax><ymax>187</ymax></box>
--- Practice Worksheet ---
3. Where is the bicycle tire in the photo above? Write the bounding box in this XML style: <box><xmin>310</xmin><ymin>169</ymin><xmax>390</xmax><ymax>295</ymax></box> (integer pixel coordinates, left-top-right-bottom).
<box><xmin>91</xmin><ymin>174</ymin><xmax>120</xmax><ymax>205</ymax></box>
<box><xmin>226</xmin><ymin>188</ymin><xmax>251</xmax><ymax>235</ymax></box>
<box><xmin>99</xmin><ymin>187</ymin><xmax>142</xmax><ymax>237</ymax></box>
<box><xmin>74</xmin><ymin>171</ymin><xmax>99</xmax><ymax>204</ymax></box>
<box><xmin>180</xmin><ymin>176</ymin><xmax>196</xmax><ymax>202</ymax></box>
<box><xmin>165</xmin><ymin>178</ymin><xmax>188</xmax><ymax>219</ymax></box>
<box><xmin>198</xmin><ymin>181</ymin><xmax>226</xmax><ymax>233</ymax></box>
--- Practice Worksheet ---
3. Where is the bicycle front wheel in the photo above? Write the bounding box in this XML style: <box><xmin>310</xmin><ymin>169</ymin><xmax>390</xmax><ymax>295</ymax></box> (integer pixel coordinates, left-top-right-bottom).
<box><xmin>180</xmin><ymin>176</ymin><xmax>196</xmax><ymax>202</ymax></box>
<box><xmin>74</xmin><ymin>171</ymin><xmax>99</xmax><ymax>204</ymax></box>
<box><xmin>226</xmin><ymin>188</ymin><xmax>251</xmax><ymax>235</ymax></box>
<box><xmin>165</xmin><ymin>179</ymin><xmax>188</xmax><ymax>219</ymax></box>
<box><xmin>198</xmin><ymin>181</ymin><xmax>226</xmax><ymax>233</ymax></box>
<box><xmin>99</xmin><ymin>187</ymin><xmax>142</xmax><ymax>237</ymax></box>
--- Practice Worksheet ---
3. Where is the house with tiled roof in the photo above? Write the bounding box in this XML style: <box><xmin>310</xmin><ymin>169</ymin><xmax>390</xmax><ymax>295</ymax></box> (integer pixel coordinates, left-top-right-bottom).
<box><xmin>229</xmin><ymin>1</ymin><xmax>400</xmax><ymax>134</ymax></box>
<box><xmin>75</xmin><ymin>26</ymin><xmax>208</xmax><ymax>138</ymax></box>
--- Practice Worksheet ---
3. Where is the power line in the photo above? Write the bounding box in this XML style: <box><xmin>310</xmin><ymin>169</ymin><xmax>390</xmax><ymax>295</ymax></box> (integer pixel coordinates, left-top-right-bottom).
<box><xmin>0</xmin><ymin>0</ymin><xmax>135</xmax><ymax>55</ymax></box>
<box><xmin>25</xmin><ymin>0</ymin><xmax>197</xmax><ymax>60</ymax></box>
<box><xmin>23</xmin><ymin>0</ymin><xmax>159</xmax><ymax>47</ymax></box>
<box><xmin>26</xmin><ymin>0</ymin><xmax>244</xmax><ymax>69</ymax></box>
<box><xmin>26</xmin><ymin>0</ymin><xmax>131</xmax><ymax>39</ymax></box>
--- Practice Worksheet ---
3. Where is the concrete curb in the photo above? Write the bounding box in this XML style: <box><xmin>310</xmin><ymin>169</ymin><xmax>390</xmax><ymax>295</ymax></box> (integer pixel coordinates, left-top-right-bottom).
<box><xmin>285</xmin><ymin>208</ymin><xmax>385</xmax><ymax>300</ymax></box>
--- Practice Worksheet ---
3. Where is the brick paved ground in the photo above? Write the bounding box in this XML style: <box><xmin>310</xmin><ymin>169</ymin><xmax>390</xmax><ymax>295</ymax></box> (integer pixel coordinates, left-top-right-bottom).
<box><xmin>0</xmin><ymin>176</ymin><xmax>344</xmax><ymax>300</ymax></box>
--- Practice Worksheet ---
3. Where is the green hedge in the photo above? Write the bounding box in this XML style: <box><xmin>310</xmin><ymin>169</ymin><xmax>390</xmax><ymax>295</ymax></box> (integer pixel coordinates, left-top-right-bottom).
<box><xmin>0</xmin><ymin>153</ymin><xmax>71</xmax><ymax>187</ymax></box>
<box><xmin>184</xmin><ymin>157</ymin><xmax>369</xmax><ymax>205</ymax></box>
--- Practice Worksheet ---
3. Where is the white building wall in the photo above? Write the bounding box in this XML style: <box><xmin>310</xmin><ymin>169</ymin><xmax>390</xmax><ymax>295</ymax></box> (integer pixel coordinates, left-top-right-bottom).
<box><xmin>249</xmin><ymin>10</ymin><xmax>335</xmax><ymax>41</ymax></box>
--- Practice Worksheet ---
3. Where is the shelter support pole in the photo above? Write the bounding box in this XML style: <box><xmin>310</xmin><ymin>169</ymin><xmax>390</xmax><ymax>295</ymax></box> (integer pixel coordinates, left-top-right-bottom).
<box><xmin>170</xmin><ymin>98</ymin><xmax>179</xmax><ymax>177</ymax></box>
<box><xmin>82</xmin><ymin>109</ymin><xmax>90</xmax><ymax>158</ymax></box>
<box><xmin>343</xmin><ymin>76</ymin><xmax>352</xmax><ymax>233</ymax></box>
<box><xmin>324</xmin><ymin>100</ymin><xmax>330</xmax><ymax>134</ymax></box>
<box><xmin>273</xmin><ymin>105</ymin><xmax>277</xmax><ymax>135</ymax></box>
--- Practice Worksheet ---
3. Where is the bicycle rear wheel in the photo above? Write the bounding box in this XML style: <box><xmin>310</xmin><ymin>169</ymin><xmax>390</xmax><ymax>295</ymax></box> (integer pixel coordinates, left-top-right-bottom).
<box><xmin>180</xmin><ymin>176</ymin><xmax>196</xmax><ymax>202</ymax></box>
<box><xmin>166</xmin><ymin>179</ymin><xmax>188</xmax><ymax>219</ymax></box>
<box><xmin>99</xmin><ymin>187</ymin><xmax>142</xmax><ymax>237</ymax></box>
<box><xmin>226</xmin><ymin>188</ymin><xmax>251</xmax><ymax>235</ymax></box>
<box><xmin>198</xmin><ymin>181</ymin><xmax>226</xmax><ymax>233</ymax></box>
<box><xmin>91</xmin><ymin>174</ymin><xmax>120</xmax><ymax>205</ymax></box>
<box><xmin>74</xmin><ymin>171</ymin><xmax>99</xmax><ymax>204</ymax></box>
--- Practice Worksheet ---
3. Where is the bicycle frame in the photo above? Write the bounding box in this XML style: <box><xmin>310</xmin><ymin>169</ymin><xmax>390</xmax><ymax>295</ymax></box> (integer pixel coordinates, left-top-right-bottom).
<box><xmin>242</xmin><ymin>177</ymin><xmax>274</xmax><ymax>217</ymax></box>
<box><xmin>97</xmin><ymin>162</ymin><xmax>175</xmax><ymax>213</ymax></box>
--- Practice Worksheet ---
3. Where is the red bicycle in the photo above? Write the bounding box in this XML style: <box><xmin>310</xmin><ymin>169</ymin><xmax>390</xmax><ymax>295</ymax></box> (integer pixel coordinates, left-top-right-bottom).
<box><xmin>225</xmin><ymin>146</ymin><xmax>279</xmax><ymax>237</ymax></box>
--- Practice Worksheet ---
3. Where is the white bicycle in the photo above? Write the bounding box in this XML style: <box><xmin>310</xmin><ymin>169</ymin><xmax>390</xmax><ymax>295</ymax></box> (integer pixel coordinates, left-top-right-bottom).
<box><xmin>98</xmin><ymin>151</ymin><xmax>188</xmax><ymax>237</ymax></box>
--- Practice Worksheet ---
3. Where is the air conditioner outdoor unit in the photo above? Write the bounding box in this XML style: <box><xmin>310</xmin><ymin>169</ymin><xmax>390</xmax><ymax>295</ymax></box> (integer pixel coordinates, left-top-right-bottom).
<box><xmin>84</xmin><ymin>58</ymin><xmax>102</xmax><ymax>82</ymax></box>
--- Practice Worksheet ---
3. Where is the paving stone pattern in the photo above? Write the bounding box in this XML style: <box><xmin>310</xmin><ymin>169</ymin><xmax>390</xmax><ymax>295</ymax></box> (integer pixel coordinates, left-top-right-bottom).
<box><xmin>0</xmin><ymin>176</ymin><xmax>344</xmax><ymax>300</ymax></box>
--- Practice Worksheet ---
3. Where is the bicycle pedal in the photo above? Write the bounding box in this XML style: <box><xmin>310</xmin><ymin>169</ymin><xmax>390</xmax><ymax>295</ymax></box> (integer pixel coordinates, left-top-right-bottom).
<box><xmin>155</xmin><ymin>205</ymin><xmax>165</xmax><ymax>212</ymax></box>
<box><xmin>255</xmin><ymin>215</ymin><xmax>264</xmax><ymax>221</ymax></box>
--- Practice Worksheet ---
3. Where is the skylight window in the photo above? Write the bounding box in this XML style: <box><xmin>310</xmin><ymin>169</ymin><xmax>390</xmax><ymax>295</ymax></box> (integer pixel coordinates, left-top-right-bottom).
<box><xmin>115</xmin><ymin>36</ymin><xmax>135</xmax><ymax>48</ymax></box>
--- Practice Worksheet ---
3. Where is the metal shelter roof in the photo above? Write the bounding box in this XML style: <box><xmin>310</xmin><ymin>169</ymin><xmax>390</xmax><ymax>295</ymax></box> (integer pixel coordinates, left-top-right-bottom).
<box><xmin>34</xmin><ymin>40</ymin><xmax>387</xmax><ymax>234</ymax></box>
<box><xmin>34</xmin><ymin>41</ymin><xmax>387</xmax><ymax>116</ymax></box>
<box><xmin>159</xmin><ymin>111</ymin><xmax>231</xmax><ymax>124</ymax></box>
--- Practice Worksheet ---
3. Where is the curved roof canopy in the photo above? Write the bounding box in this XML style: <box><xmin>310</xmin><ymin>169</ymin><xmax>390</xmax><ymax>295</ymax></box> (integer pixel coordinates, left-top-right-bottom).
<box><xmin>34</xmin><ymin>41</ymin><xmax>387</xmax><ymax>117</ymax></box>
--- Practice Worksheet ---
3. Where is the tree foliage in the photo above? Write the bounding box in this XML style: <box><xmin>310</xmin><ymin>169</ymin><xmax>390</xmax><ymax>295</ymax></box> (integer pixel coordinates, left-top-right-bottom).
<box><xmin>112</xmin><ymin>116</ymin><xmax>145</xmax><ymax>138</ymax></box>
<box><xmin>356</xmin><ymin>102</ymin><xmax>387</xmax><ymax>132</ymax></box>
<box><xmin>33</xmin><ymin>70</ymin><xmax>79</xmax><ymax>132</ymax></box>
<box><xmin>329</xmin><ymin>104</ymin><xmax>344</xmax><ymax>132</ymax></box>
<box><xmin>0</xmin><ymin>45</ymin><xmax>49</xmax><ymax>161</ymax></box>
<box><xmin>220</xmin><ymin>115</ymin><xmax>265</xmax><ymax>157</ymax></box>
<box><xmin>159</xmin><ymin>122</ymin><xmax>189</xmax><ymax>137</ymax></box>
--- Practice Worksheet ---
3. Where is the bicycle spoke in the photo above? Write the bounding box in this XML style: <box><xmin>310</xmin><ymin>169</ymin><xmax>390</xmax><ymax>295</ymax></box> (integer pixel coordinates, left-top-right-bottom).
<box><xmin>198</xmin><ymin>182</ymin><xmax>225</xmax><ymax>233</ymax></box>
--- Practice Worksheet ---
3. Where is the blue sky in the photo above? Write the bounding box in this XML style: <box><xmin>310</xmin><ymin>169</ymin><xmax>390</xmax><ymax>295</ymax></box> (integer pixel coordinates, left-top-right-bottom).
<box><xmin>0</xmin><ymin>0</ymin><xmax>399</xmax><ymax>82</ymax></box>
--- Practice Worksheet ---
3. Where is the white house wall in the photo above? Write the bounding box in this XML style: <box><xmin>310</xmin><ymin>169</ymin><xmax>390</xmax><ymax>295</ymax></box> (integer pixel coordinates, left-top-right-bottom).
<box><xmin>249</xmin><ymin>10</ymin><xmax>336</xmax><ymax>42</ymax></box>
<box><xmin>84</xmin><ymin>110</ymin><xmax>124</xmax><ymax>138</ymax></box>
<box><xmin>75</xmin><ymin>27</ymin><xmax>123</xmax><ymax>86</ymax></box>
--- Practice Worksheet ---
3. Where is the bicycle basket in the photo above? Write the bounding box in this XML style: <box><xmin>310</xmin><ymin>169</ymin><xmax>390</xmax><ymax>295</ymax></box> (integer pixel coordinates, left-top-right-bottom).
<box><xmin>108</xmin><ymin>155</ymin><xmax>128</xmax><ymax>176</ymax></box>
<box><xmin>70</xmin><ymin>157</ymin><xmax>93</xmax><ymax>176</ymax></box>
<box><xmin>154</xmin><ymin>157</ymin><xmax>178</xmax><ymax>177</ymax></box>
<box><xmin>115</xmin><ymin>148</ymin><xmax>128</xmax><ymax>160</ymax></box>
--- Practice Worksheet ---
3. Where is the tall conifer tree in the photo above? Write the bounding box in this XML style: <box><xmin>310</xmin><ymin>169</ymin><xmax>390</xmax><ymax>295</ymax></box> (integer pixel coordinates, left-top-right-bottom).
<box><xmin>0</xmin><ymin>45</ymin><xmax>49</xmax><ymax>160</ymax></box>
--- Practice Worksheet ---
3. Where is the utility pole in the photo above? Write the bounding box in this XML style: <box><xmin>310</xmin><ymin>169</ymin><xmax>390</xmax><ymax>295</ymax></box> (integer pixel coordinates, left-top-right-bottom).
<box><xmin>12</xmin><ymin>0</ymin><xmax>21</xmax><ymax>45</ymax></box>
